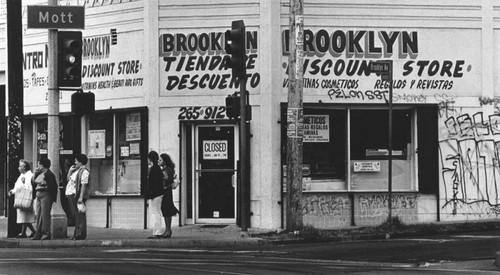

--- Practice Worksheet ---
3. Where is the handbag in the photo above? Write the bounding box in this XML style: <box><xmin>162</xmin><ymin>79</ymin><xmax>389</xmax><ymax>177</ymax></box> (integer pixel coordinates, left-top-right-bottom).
<box><xmin>172</xmin><ymin>173</ymin><xmax>180</xmax><ymax>190</ymax></box>
<box><xmin>13</xmin><ymin>186</ymin><xmax>33</xmax><ymax>211</ymax></box>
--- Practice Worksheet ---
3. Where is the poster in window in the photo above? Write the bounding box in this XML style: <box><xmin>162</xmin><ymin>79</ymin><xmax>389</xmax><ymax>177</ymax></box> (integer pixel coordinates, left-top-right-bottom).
<box><xmin>129</xmin><ymin>143</ymin><xmax>140</xmax><ymax>155</ymax></box>
<box><xmin>126</xmin><ymin>112</ymin><xmax>141</xmax><ymax>141</ymax></box>
<box><xmin>88</xmin><ymin>130</ymin><xmax>106</xmax><ymax>159</ymax></box>
<box><xmin>120</xmin><ymin>146</ymin><xmax>130</xmax><ymax>157</ymax></box>
<box><xmin>303</xmin><ymin>115</ymin><xmax>330</xmax><ymax>142</ymax></box>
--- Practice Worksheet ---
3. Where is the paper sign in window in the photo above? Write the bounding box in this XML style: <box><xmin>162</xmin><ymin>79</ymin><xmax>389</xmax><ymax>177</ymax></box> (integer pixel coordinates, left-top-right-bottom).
<box><xmin>203</xmin><ymin>140</ymin><xmax>228</xmax><ymax>160</ymax></box>
<box><xmin>303</xmin><ymin>115</ymin><xmax>329</xmax><ymax>142</ymax></box>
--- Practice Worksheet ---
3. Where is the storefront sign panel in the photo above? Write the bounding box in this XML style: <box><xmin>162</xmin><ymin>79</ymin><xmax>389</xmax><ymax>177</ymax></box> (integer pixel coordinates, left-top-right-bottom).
<box><xmin>281</xmin><ymin>28</ymin><xmax>481</xmax><ymax>104</ymax></box>
<box><xmin>159</xmin><ymin>29</ymin><xmax>260</xmax><ymax>95</ymax></box>
<box><xmin>23</xmin><ymin>29</ymin><xmax>146</xmax><ymax>108</ymax></box>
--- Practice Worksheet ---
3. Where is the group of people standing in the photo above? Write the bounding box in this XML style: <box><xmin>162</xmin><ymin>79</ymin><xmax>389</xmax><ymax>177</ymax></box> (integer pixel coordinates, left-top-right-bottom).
<box><xmin>147</xmin><ymin>151</ymin><xmax>179</xmax><ymax>239</ymax></box>
<box><xmin>8</xmin><ymin>154</ymin><xmax>90</xmax><ymax>240</ymax></box>
<box><xmin>9</xmin><ymin>151</ymin><xmax>179</xmax><ymax>240</ymax></box>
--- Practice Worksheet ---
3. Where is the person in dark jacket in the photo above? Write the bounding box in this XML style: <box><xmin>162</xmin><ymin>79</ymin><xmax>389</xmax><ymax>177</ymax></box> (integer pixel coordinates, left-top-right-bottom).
<box><xmin>159</xmin><ymin>153</ymin><xmax>179</xmax><ymax>238</ymax></box>
<box><xmin>31</xmin><ymin>157</ymin><xmax>58</xmax><ymax>240</ymax></box>
<box><xmin>147</xmin><ymin>151</ymin><xmax>166</xmax><ymax>239</ymax></box>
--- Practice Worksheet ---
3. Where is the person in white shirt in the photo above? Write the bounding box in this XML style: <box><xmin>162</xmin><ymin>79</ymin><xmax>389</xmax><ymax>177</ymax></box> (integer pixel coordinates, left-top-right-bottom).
<box><xmin>8</xmin><ymin>160</ymin><xmax>35</xmax><ymax>238</ymax></box>
<box><xmin>65</xmin><ymin>154</ymin><xmax>90</xmax><ymax>240</ymax></box>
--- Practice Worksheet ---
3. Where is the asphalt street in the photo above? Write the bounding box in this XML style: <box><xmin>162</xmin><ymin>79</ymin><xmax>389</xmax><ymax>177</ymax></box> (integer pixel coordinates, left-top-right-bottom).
<box><xmin>1</xmin><ymin>230</ymin><xmax>500</xmax><ymax>274</ymax></box>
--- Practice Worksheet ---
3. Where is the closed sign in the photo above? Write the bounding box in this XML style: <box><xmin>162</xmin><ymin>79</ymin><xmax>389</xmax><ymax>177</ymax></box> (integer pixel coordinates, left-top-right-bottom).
<box><xmin>203</xmin><ymin>140</ymin><xmax>228</xmax><ymax>160</ymax></box>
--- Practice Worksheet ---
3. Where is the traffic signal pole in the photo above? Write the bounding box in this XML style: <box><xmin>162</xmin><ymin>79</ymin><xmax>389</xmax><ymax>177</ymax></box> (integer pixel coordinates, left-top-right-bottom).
<box><xmin>6</xmin><ymin>0</ymin><xmax>23</xmax><ymax>237</ymax></box>
<box><xmin>47</xmin><ymin>0</ymin><xmax>67</xmax><ymax>239</ymax></box>
<box><xmin>225</xmin><ymin>20</ymin><xmax>250</xmax><ymax>231</ymax></box>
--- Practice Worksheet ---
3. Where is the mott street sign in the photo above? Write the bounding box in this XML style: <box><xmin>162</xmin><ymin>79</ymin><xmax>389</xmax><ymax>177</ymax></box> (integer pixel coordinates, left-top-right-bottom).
<box><xmin>27</xmin><ymin>5</ymin><xmax>84</xmax><ymax>29</ymax></box>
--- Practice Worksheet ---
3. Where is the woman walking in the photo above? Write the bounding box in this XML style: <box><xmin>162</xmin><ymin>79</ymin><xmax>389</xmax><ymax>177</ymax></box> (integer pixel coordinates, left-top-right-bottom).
<box><xmin>147</xmin><ymin>151</ymin><xmax>166</xmax><ymax>239</ymax></box>
<box><xmin>8</xmin><ymin>160</ymin><xmax>35</xmax><ymax>238</ymax></box>
<box><xmin>159</xmin><ymin>153</ymin><xmax>179</xmax><ymax>238</ymax></box>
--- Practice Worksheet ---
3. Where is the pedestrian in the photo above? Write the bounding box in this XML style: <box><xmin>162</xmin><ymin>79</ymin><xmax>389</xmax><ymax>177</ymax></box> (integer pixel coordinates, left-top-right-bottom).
<box><xmin>60</xmin><ymin>156</ymin><xmax>75</xmax><ymax>226</ymax></box>
<box><xmin>31</xmin><ymin>157</ymin><xmax>58</xmax><ymax>240</ymax></box>
<box><xmin>147</xmin><ymin>151</ymin><xmax>166</xmax><ymax>239</ymax></box>
<box><xmin>159</xmin><ymin>153</ymin><xmax>179</xmax><ymax>238</ymax></box>
<box><xmin>8</xmin><ymin>160</ymin><xmax>36</xmax><ymax>238</ymax></box>
<box><xmin>65</xmin><ymin>154</ymin><xmax>90</xmax><ymax>240</ymax></box>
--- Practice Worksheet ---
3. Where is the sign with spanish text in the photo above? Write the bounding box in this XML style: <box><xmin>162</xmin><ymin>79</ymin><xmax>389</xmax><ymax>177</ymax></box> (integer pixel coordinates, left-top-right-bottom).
<box><xmin>303</xmin><ymin>115</ymin><xmax>329</xmax><ymax>142</ymax></box>
<box><xmin>281</xmin><ymin>28</ymin><xmax>480</xmax><ymax>104</ymax></box>
<box><xmin>159</xmin><ymin>30</ymin><xmax>260</xmax><ymax>95</ymax></box>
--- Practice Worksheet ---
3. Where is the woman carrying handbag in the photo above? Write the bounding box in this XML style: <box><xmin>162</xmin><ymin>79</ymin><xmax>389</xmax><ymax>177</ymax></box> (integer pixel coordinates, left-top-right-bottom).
<box><xmin>159</xmin><ymin>153</ymin><xmax>179</xmax><ymax>238</ymax></box>
<box><xmin>8</xmin><ymin>160</ymin><xmax>35</xmax><ymax>238</ymax></box>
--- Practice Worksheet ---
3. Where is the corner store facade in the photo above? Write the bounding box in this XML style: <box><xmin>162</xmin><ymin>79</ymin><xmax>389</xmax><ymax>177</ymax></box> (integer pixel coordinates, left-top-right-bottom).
<box><xmin>1</xmin><ymin>0</ymin><xmax>499</xmax><ymax>229</ymax></box>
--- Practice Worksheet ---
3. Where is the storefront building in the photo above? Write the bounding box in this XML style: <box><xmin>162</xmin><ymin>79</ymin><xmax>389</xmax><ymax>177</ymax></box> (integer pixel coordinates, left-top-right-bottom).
<box><xmin>1</xmin><ymin>0</ymin><xmax>500</xmax><ymax>230</ymax></box>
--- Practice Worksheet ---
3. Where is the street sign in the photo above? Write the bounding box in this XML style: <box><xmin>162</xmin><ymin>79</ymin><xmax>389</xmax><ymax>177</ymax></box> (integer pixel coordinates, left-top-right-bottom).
<box><xmin>27</xmin><ymin>5</ymin><xmax>84</xmax><ymax>29</ymax></box>
<box><xmin>370</xmin><ymin>61</ymin><xmax>392</xmax><ymax>81</ymax></box>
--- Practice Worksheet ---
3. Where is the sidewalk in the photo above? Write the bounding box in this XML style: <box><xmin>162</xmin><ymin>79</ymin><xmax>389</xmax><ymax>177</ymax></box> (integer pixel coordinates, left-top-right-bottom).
<box><xmin>0</xmin><ymin>217</ymin><xmax>269</xmax><ymax>248</ymax></box>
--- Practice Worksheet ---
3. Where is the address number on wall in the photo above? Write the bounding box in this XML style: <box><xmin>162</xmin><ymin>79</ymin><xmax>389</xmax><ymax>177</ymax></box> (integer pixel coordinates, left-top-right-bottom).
<box><xmin>178</xmin><ymin>106</ymin><xmax>228</xmax><ymax>120</ymax></box>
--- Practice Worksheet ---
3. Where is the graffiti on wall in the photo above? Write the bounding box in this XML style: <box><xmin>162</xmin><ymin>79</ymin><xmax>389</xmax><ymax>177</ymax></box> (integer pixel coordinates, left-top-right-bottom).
<box><xmin>302</xmin><ymin>194</ymin><xmax>350</xmax><ymax>217</ymax></box>
<box><xmin>358</xmin><ymin>194</ymin><xmax>418</xmax><ymax>219</ymax></box>
<box><xmin>439</xmin><ymin>99</ymin><xmax>500</xmax><ymax>218</ymax></box>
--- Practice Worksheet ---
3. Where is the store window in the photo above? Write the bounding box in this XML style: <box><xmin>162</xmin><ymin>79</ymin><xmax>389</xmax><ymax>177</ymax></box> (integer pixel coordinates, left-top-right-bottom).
<box><xmin>282</xmin><ymin>105</ymin><xmax>421</xmax><ymax>192</ymax></box>
<box><xmin>88</xmin><ymin>109</ymin><xmax>147</xmax><ymax>196</ymax></box>
<box><xmin>350</xmin><ymin>109</ymin><xmax>413</xmax><ymax>191</ymax></box>
<box><xmin>89</xmin><ymin>113</ymin><xmax>114</xmax><ymax>195</ymax></box>
<box><xmin>302</xmin><ymin>109</ymin><xmax>346</xmax><ymax>190</ymax></box>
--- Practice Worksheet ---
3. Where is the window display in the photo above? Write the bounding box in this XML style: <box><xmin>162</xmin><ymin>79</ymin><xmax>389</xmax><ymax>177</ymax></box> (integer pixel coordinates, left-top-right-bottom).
<box><xmin>89</xmin><ymin>110</ymin><xmax>146</xmax><ymax>196</ymax></box>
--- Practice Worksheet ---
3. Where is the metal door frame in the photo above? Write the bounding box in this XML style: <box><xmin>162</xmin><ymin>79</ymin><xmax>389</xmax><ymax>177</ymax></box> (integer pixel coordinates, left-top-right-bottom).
<box><xmin>194</xmin><ymin>124</ymin><xmax>239</xmax><ymax>224</ymax></box>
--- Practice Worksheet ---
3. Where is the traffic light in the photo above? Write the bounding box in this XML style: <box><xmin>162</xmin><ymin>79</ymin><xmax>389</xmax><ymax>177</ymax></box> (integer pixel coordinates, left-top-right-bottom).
<box><xmin>225</xmin><ymin>93</ymin><xmax>241</xmax><ymax>119</ymax></box>
<box><xmin>224</xmin><ymin>20</ymin><xmax>246</xmax><ymax>80</ymax></box>
<box><xmin>58</xmin><ymin>31</ymin><xmax>82</xmax><ymax>87</ymax></box>
<box><xmin>71</xmin><ymin>91</ymin><xmax>95</xmax><ymax>115</ymax></box>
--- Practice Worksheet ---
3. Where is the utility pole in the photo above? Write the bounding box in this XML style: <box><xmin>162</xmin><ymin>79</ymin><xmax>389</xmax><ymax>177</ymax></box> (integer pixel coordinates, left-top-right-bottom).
<box><xmin>6</xmin><ymin>0</ymin><xmax>23</xmax><ymax>237</ymax></box>
<box><xmin>387</xmin><ymin>61</ymin><xmax>393</xmax><ymax>221</ymax></box>
<box><xmin>47</xmin><ymin>0</ymin><xmax>67</xmax><ymax>239</ymax></box>
<box><xmin>370</xmin><ymin>60</ymin><xmax>394</xmax><ymax>221</ymax></box>
<box><xmin>286</xmin><ymin>0</ymin><xmax>304</xmax><ymax>231</ymax></box>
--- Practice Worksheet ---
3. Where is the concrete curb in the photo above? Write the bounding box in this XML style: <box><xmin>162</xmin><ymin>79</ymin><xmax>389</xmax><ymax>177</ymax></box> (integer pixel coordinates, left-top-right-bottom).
<box><xmin>0</xmin><ymin>237</ymin><xmax>267</xmax><ymax>249</ymax></box>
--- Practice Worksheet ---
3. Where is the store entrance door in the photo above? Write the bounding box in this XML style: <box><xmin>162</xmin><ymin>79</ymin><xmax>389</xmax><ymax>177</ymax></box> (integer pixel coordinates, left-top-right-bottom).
<box><xmin>195</xmin><ymin>125</ymin><xmax>238</xmax><ymax>224</ymax></box>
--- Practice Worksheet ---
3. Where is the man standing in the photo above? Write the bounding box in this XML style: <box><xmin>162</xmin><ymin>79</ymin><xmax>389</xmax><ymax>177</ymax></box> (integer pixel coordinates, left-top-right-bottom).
<box><xmin>65</xmin><ymin>154</ymin><xmax>90</xmax><ymax>240</ymax></box>
<box><xmin>32</xmin><ymin>158</ymin><xmax>58</xmax><ymax>240</ymax></box>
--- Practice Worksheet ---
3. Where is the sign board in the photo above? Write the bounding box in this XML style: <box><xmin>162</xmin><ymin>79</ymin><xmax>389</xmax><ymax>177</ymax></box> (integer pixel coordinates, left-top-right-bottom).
<box><xmin>354</xmin><ymin>161</ymin><xmax>381</xmax><ymax>172</ymax></box>
<box><xmin>203</xmin><ymin>140</ymin><xmax>228</xmax><ymax>160</ymax></box>
<box><xmin>370</xmin><ymin>61</ymin><xmax>392</xmax><ymax>81</ymax></box>
<box><xmin>303</xmin><ymin>115</ymin><xmax>329</xmax><ymax>142</ymax></box>
<box><xmin>27</xmin><ymin>5</ymin><xmax>85</xmax><ymax>29</ymax></box>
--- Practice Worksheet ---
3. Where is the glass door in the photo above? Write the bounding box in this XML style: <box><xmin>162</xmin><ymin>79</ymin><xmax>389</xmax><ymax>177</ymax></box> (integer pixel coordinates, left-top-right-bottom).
<box><xmin>195</xmin><ymin>125</ymin><xmax>237</xmax><ymax>224</ymax></box>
